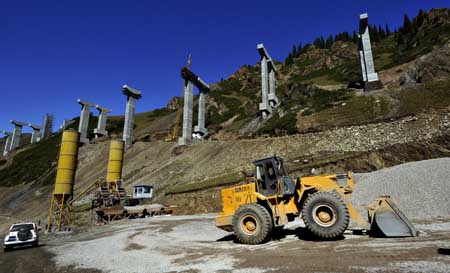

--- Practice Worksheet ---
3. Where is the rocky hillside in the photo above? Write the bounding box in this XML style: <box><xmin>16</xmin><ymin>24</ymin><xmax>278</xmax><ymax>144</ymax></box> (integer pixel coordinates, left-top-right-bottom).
<box><xmin>0</xmin><ymin>8</ymin><xmax>449</xmax><ymax>228</ymax></box>
<box><xmin>173</xmin><ymin>8</ymin><xmax>450</xmax><ymax>139</ymax></box>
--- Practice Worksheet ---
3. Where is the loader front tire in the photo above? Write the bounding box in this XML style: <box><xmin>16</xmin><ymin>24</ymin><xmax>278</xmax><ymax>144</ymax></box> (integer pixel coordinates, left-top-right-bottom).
<box><xmin>302</xmin><ymin>191</ymin><xmax>349</xmax><ymax>239</ymax></box>
<box><xmin>233</xmin><ymin>203</ymin><xmax>273</xmax><ymax>244</ymax></box>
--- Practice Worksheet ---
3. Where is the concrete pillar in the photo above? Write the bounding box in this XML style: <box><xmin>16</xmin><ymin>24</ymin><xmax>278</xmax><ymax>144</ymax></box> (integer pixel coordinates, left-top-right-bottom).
<box><xmin>258</xmin><ymin>44</ymin><xmax>277</xmax><ymax>119</ymax></box>
<box><xmin>77</xmin><ymin>99</ymin><xmax>95</xmax><ymax>144</ymax></box>
<box><xmin>359</xmin><ymin>13</ymin><xmax>382</xmax><ymax>91</ymax></box>
<box><xmin>94</xmin><ymin>105</ymin><xmax>112</xmax><ymax>138</ymax></box>
<box><xmin>193</xmin><ymin>91</ymin><xmax>208</xmax><ymax>137</ymax></box>
<box><xmin>178</xmin><ymin>80</ymin><xmax>194</xmax><ymax>145</ymax></box>
<box><xmin>28</xmin><ymin>124</ymin><xmax>42</xmax><ymax>143</ymax></box>
<box><xmin>180</xmin><ymin>66</ymin><xmax>210</xmax><ymax>144</ymax></box>
<box><xmin>358</xmin><ymin>41</ymin><xmax>368</xmax><ymax>82</ymax></box>
<box><xmin>122</xmin><ymin>85</ymin><xmax>142</xmax><ymax>148</ymax></box>
<box><xmin>41</xmin><ymin>114</ymin><xmax>54</xmax><ymax>140</ymax></box>
<box><xmin>268</xmin><ymin>68</ymin><xmax>279</xmax><ymax>108</ymax></box>
<box><xmin>9</xmin><ymin>120</ymin><xmax>27</xmax><ymax>151</ymax></box>
<box><xmin>2</xmin><ymin>131</ymin><xmax>12</xmax><ymax>156</ymax></box>
<box><xmin>259</xmin><ymin>57</ymin><xmax>271</xmax><ymax>119</ymax></box>
<box><xmin>261</xmin><ymin>57</ymin><xmax>269</xmax><ymax>105</ymax></box>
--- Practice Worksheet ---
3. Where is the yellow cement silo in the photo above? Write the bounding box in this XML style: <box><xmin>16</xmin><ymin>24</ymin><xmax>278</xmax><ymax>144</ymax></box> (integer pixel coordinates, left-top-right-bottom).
<box><xmin>47</xmin><ymin>130</ymin><xmax>80</xmax><ymax>231</ymax></box>
<box><xmin>106</xmin><ymin>140</ymin><xmax>124</xmax><ymax>183</ymax></box>
<box><xmin>53</xmin><ymin>130</ymin><xmax>80</xmax><ymax>195</ymax></box>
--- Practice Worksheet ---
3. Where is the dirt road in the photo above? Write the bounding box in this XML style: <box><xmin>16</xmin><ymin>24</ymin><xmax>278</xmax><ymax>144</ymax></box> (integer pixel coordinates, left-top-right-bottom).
<box><xmin>2</xmin><ymin>214</ymin><xmax>450</xmax><ymax>273</ymax></box>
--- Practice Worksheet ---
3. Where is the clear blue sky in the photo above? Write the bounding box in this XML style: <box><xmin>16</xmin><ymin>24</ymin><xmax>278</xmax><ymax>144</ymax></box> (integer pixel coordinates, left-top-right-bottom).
<box><xmin>1</xmin><ymin>0</ymin><xmax>449</xmax><ymax>133</ymax></box>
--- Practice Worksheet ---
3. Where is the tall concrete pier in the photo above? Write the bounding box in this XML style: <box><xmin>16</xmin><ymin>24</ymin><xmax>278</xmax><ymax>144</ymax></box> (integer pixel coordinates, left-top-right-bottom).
<box><xmin>359</xmin><ymin>13</ymin><xmax>383</xmax><ymax>91</ymax></box>
<box><xmin>2</xmin><ymin>131</ymin><xmax>12</xmax><ymax>156</ymax></box>
<box><xmin>194</xmin><ymin>91</ymin><xmax>208</xmax><ymax>137</ymax></box>
<box><xmin>9</xmin><ymin>120</ymin><xmax>27</xmax><ymax>151</ymax></box>
<box><xmin>28</xmin><ymin>124</ymin><xmax>42</xmax><ymax>143</ymax></box>
<box><xmin>41</xmin><ymin>114</ymin><xmax>54</xmax><ymax>140</ymax></box>
<box><xmin>77</xmin><ymin>99</ymin><xmax>95</xmax><ymax>144</ymax></box>
<box><xmin>179</xmin><ymin>66</ymin><xmax>210</xmax><ymax>145</ymax></box>
<box><xmin>178</xmin><ymin>80</ymin><xmax>194</xmax><ymax>146</ymax></box>
<box><xmin>257</xmin><ymin>44</ymin><xmax>278</xmax><ymax>119</ymax></box>
<box><xmin>122</xmin><ymin>85</ymin><xmax>142</xmax><ymax>148</ymax></box>
<box><xmin>94</xmin><ymin>105</ymin><xmax>112</xmax><ymax>138</ymax></box>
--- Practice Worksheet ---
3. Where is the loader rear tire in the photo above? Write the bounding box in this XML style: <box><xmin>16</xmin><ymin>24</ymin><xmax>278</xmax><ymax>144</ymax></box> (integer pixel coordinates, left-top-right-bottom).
<box><xmin>233</xmin><ymin>203</ymin><xmax>273</xmax><ymax>244</ymax></box>
<box><xmin>302</xmin><ymin>191</ymin><xmax>349</xmax><ymax>239</ymax></box>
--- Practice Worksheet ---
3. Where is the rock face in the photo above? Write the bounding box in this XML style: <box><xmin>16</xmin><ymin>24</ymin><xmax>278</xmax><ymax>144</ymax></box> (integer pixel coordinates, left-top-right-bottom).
<box><xmin>297</xmin><ymin>41</ymin><xmax>359</xmax><ymax>77</ymax></box>
<box><xmin>166</xmin><ymin>97</ymin><xmax>182</xmax><ymax>110</ymax></box>
<box><xmin>400</xmin><ymin>45</ymin><xmax>450</xmax><ymax>86</ymax></box>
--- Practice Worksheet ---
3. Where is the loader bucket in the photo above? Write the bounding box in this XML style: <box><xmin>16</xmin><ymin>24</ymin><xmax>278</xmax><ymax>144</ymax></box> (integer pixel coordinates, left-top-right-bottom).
<box><xmin>368</xmin><ymin>196</ymin><xmax>419</xmax><ymax>237</ymax></box>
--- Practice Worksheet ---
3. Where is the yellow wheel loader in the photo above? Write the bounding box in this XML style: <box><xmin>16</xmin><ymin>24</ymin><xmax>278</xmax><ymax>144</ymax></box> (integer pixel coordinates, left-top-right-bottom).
<box><xmin>215</xmin><ymin>156</ymin><xmax>418</xmax><ymax>244</ymax></box>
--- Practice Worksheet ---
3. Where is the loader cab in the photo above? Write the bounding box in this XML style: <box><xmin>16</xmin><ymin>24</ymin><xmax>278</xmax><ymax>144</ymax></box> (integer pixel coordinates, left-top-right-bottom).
<box><xmin>253</xmin><ymin>156</ymin><xmax>294</xmax><ymax>197</ymax></box>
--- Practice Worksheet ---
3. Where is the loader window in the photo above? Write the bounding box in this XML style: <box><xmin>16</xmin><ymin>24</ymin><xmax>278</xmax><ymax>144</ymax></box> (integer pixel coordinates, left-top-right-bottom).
<box><xmin>256</xmin><ymin>165</ymin><xmax>267</xmax><ymax>190</ymax></box>
<box><xmin>267</xmin><ymin>163</ymin><xmax>277</xmax><ymax>180</ymax></box>
<box><xmin>265</xmin><ymin>161</ymin><xmax>278</xmax><ymax>196</ymax></box>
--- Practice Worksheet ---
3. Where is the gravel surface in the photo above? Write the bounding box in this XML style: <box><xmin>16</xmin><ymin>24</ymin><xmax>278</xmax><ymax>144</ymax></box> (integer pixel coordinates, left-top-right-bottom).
<box><xmin>51</xmin><ymin>215</ymin><xmax>268</xmax><ymax>273</ymax></box>
<box><xmin>47</xmin><ymin>214</ymin><xmax>450</xmax><ymax>273</ymax></box>
<box><xmin>353</xmin><ymin>158</ymin><xmax>450</xmax><ymax>220</ymax></box>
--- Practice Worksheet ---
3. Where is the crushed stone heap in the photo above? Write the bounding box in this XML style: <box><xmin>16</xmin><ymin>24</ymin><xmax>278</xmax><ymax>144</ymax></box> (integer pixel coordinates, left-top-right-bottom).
<box><xmin>353</xmin><ymin>158</ymin><xmax>450</xmax><ymax>220</ymax></box>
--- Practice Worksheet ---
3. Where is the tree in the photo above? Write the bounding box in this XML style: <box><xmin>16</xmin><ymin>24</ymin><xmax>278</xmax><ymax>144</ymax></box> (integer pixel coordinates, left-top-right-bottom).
<box><xmin>313</xmin><ymin>37</ymin><xmax>325</xmax><ymax>48</ymax></box>
<box><xmin>385</xmin><ymin>24</ymin><xmax>391</xmax><ymax>36</ymax></box>
<box><xmin>370</xmin><ymin>25</ymin><xmax>380</xmax><ymax>43</ymax></box>
<box><xmin>343</xmin><ymin>31</ymin><xmax>351</xmax><ymax>41</ymax></box>
<box><xmin>325</xmin><ymin>35</ymin><xmax>333</xmax><ymax>49</ymax></box>
<box><xmin>352</xmin><ymin>31</ymin><xmax>359</xmax><ymax>44</ymax></box>
<box><xmin>284</xmin><ymin>53</ymin><xmax>293</xmax><ymax>66</ymax></box>
<box><xmin>292</xmin><ymin>45</ymin><xmax>297</xmax><ymax>57</ymax></box>
<box><xmin>334</xmin><ymin>32</ymin><xmax>351</xmax><ymax>43</ymax></box>
<box><xmin>378</xmin><ymin>25</ymin><xmax>386</xmax><ymax>39</ymax></box>
<box><xmin>297</xmin><ymin>43</ymin><xmax>303</xmax><ymax>56</ymax></box>
<box><xmin>395</xmin><ymin>31</ymin><xmax>403</xmax><ymax>45</ymax></box>
<box><xmin>301</xmin><ymin>43</ymin><xmax>311</xmax><ymax>54</ymax></box>
<box><xmin>413</xmin><ymin>9</ymin><xmax>426</xmax><ymax>31</ymax></box>
<box><xmin>402</xmin><ymin>14</ymin><xmax>413</xmax><ymax>34</ymax></box>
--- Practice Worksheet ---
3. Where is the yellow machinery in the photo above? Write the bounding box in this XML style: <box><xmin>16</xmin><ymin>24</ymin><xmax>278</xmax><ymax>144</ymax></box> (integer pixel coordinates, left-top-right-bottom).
<box><xmin>94</xmin><ymin>140</ymin><xmax>175</xmax><ymax>222</ymax></box>
<box><xmin>165</xmin><ymin>108</ymin><xmax>182</xmax><ymax>142</ymax></box>
<box><xmin>166</xmin><ymin>54</ymin><xmax>193</xmax><ymax>142</ymax></box>
<box><xmin>216</xmin><ymin>156</ymin><xmax>418</xmax><ymax>244</ymax></box>
<box><xmin>94</xmin><ymin>140</ymin><xmax>127</xmax><ymax>207</ymax></box>
<box><xmin>47</xmin><ymin>130</ymin><xmax>80</xmax><ymax>231</ymax></box>
<box><xmin>92</xmin><ymin>139</ymin><xmax>127</xmax><ymax>209</ymax></box>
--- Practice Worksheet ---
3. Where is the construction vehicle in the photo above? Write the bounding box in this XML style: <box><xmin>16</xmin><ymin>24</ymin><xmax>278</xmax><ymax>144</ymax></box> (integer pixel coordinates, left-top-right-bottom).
<box><xmin>93</xmin><ymin>140</ymin><xmax>175</xmax><ymax>222</ymax></box>
<box><xmin>215</xmin><ymin>156</ymin><xmax>418</xmax><ymax>244</ymax></box>
<box><xmin>165</xmin><ymin>108</ymin><xmax>182</xmax><ymax>142</ymax></box>
<box><xmin>94</xmin><ymin>180</ymin><xmax>175</xmax><ymax>222</ymax></box>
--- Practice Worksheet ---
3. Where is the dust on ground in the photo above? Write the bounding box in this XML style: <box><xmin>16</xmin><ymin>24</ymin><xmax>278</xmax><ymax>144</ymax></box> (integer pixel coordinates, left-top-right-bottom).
<box><xmin>3</xmin><ymin>214</ymin><xmax>448</xmax><ymax>273</ymax></box>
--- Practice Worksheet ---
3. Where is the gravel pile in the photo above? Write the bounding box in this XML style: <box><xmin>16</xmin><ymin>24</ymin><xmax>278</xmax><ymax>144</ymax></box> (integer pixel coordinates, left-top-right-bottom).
<box><xmin>352</xmin><ymin>158</ymin><xmax>450</xmax><ymax>220</ymax></box>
